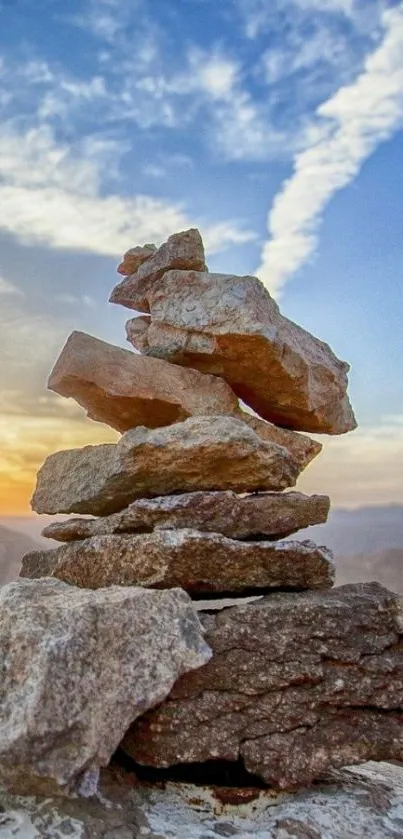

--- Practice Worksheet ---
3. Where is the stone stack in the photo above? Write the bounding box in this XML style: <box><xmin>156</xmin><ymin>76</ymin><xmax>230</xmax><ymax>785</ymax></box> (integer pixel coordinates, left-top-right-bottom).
<box><xmin>20</xmin><ymin>229</ymin><xmax>403</xmax><ymax>792</ymax></box>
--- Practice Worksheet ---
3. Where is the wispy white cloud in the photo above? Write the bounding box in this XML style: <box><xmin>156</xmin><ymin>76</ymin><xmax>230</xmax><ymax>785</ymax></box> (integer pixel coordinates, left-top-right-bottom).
<box><xmin>0</xmin><ymin>122</ymin><xmax>255</xmax><ymax>256</ymax></box>
<box><xmin>0</xmin><ymin>276</ymin><xmax>24</xmax><ymax>296</ymax></box>
<box><xmin>257</xmin><ymin>4</ymin><xmax>403</xmax><ymax>295</ymax></box>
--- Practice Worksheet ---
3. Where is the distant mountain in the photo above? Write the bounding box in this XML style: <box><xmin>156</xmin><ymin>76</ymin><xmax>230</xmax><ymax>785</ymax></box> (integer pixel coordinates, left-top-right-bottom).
<box><xmin>0</xmin><ymin>525</ymin><xmax>42</xmax><ymax>586</ymax></box>
<box><xmin>298</xmin><ymin>505</ymin><xmax>403</xmax><ymax>556</ymax></box>
<box><xmin>336</xmin><ymin>548</ymin><xmax>403</xmax><ymax>594</ymax></box>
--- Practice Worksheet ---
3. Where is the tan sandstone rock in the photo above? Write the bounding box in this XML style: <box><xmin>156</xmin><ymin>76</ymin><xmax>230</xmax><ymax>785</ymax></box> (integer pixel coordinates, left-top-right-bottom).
<box><xmin>0</xmin><ymin>578</ymin><xmax>210</xmax><ymax>796</ymax></box>
<box><xmin>31</xmin><ymin>416</ymin><xmax>300</xmax><ymax>516</ymax></box>
<box><xmin>117</xmin><ymin>243</ymin><xmax>156</xmax><ymax>275</ymax></box>
<box><xmin>111</xmin><ymin>229</ymin><xmax>206</xmax><ymax>308</ymax></box>
<box><xmin>47</xmin><ymin>331</ymin><xmax>239</xmax><ymax>433</ymax></box>
<box><xmin>120</xmin><ymin>267</ymin><xmax>356</xmax><ymax>434</ymax></box>
<box><xmin>21</xmin><ymin>532</ymin><xmax>334</xmax><ymax>594</ymax></box>
<box><xmin>42</xmin><ymin>490</ymin><xmax>330</xmax><ymax>543</ymax></box>
<box><xmin>123</xmin><ymin>582</ymin><xmax>403</xmax><ymax>789</ymax></box>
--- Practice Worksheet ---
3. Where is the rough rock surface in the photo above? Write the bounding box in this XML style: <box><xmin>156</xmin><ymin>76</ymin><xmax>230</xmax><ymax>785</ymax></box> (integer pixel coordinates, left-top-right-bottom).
<box><xmin>21</xmin><ymin>532</ymin><xmax>334</xmax><ymax>594</ymax></box>
<box><xmin>240</xmin><ymin>414</ymin><xmax>322</xmax><ymax>469</ymax></box>
<box><xmin>123</xmin><ymin>583</ymin><xmax>403</xmax><ymax>788</ymax></box>
<box><xmin>42</xmin><ymin>490</ymin><xmax>330</xmax><ymax>543</ymax></box>
<box><xmin>124</xmin><ymin>269</ymin><xmax>356</xmax><ymax>434</ymax></box>
<box><xmin>0</xmin><ymin>578</ymin><xmax>210</xmax><ymax>796</ymax></box>
<box><xmin>48</xmin><ymin>331</ymin><xmax>239</xmax><ymax>432</ymax></box>
<box><xmin>111</xmin><ymin>229</ymin><xmax>206</xmax><ymax>310</ymax></box>
<box><xmin>0</xmin><ymin>762</ymin><xmax>403</xmax><ymax>838</ymax></box>
<box><xmin>31</xmin><ymin>416</ymin><xmax>300</xmax><ymax>516</ymax></box>
<box><xmin>117</xmin><ymin>242</ymin><xmax>156</xmax><ymax>275</ymax></box>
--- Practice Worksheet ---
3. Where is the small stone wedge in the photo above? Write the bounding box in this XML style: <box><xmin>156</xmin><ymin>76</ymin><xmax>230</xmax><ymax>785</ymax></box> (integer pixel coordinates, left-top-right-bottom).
<box><xmin>110</xmin><ymin>228</ymin><xmax>206</xmax><ymax>309</ymax></box>
<box><xmin>31</xmin><ymin>416</ymin><xmax>300</xmax><ymax>516</ymax></box>
<box><xmin>123</xmin><ymin>583</ymin><xmax>403</xmax><ymax>788</ymax></box>
<box><xmin>0</xmin><ymin>578</ymin><xmax>210</xmax><ymax>796</ymax></box>
<box><xmin>21</xmin><ymin>532</ymin><xmax>335</xmax><ymax>594</ymax></box>
<box><xmin>123</xmin><ymin>268</ymin><xmax>356</xmax><ymax>434</ymax></box>
<box><xmin>42</xmin><ymin>491</ymin><xmax>330</xmax><ymax>543</ymax></box>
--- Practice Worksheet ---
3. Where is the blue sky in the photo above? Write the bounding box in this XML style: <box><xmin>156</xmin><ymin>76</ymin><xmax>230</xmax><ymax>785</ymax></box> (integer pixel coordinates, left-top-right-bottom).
<box><xmin>0</xmin><ymin>0</ymin><xmax>402</xmax><ymax>513</ymax></box>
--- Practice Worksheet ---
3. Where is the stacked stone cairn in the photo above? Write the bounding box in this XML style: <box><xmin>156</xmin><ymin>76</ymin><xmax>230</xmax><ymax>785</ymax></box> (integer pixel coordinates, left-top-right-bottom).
<box><xmin>9</xmin><ymin>229</ymin><xmax>402</xmax><ymax>796</ymax></box>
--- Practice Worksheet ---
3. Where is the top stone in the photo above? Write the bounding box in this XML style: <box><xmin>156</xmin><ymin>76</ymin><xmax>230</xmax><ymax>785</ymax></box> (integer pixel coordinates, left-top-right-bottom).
<box><xmin>110</xmin><ymin>230</ymin><xmax>356</xmax><ymax>435</ymax></box>
<box><xmin>111</xmin><ymin>228</ymin><xmax>206</xmax><ymax>309</ymax></box>
<box><xmin>117</xmin><ymin>243</ymin><xmax>157</xmax><ymax>276</ymax></box>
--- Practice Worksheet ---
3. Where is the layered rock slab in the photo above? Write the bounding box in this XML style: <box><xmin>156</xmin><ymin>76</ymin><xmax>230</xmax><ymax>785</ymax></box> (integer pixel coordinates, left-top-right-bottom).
<box><xmin>47</xmin><ymin>330</ymin><xmax>239</xmax><ymax>433</ymax></box>
<box><xmin>31</xmin><ymin>416</ymin><xmax>300</xmax><ymax>516</ymax></box>
<box><xmin>21</xmin><ymin>532</ymin><xmax>334</xmax><ymax>594</ymax></box>
<box><xmin>111</xmin><ymin>228</ymin><xmax>206</xmax><ymax>309</ymax></box>
<box><xmin>123</xmin><ymin>268</ymin><xmax>356</xmax><ymax>434</ymax></box>
<box><xmin>0</xmin><ymin>578</ymin><xmax>210</xmax><ymax>796</ymax></box>
<box><xmin>123</xmin><ymin>582</ymin><xmax>403</xmax><ymax>788</ymax></box>
<box><xmin>42</xmin><ymin>490</ymin><xmax>330</xmax><ymax>543</ymax></box>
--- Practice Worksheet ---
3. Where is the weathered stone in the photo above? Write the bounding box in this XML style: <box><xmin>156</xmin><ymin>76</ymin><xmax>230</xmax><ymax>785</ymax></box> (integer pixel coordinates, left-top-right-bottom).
<box><xmin>123</xmin><ymin>583</ymin><xmax>403</xmax><ymax>789</ymax></box>
<box><xmin>0</xmin><ymin>762</ymin><xmax>403</xmax><ymax>838</ymax></box>
<box><xmin>0</xmin><ymin>578</ymin><xmax>210</xmax><ymax>796</ymax></box>
<box><xmin>111</xmin><ymin>229</ymin><xmax>206</xmax><ymax>309</ymax></box>
<box><xmin>47</xmin><ymin>331</ymin><xmax>239</xmax><ymax>433</ymax></box>
<box><xmin>21</xmin><ymin>532</ymin><xmax>334</xmax><ymax>594</ymax></box>
<box><xmin>42</xmin><ymin>490</ymin><xmax>330</xmax><ymax>543</ymax></box>
<box><xmin>117</xmin><ymin>243</ymin><xmax>156</xmax><ymax>275</ymax></box>
<box><xmin>31</xmin><ymin>416</ymin><xmax>300</xmax><ymax>516</ymax></box>
<box><xmin>123</xmin><ymin>268</ymin><xmax>356</xmax><ymax>434</ymax></box>
<box><xmin>241</xmin><ymin>414</ymin><xmax>322</xmax><ymax>468</ymax></box>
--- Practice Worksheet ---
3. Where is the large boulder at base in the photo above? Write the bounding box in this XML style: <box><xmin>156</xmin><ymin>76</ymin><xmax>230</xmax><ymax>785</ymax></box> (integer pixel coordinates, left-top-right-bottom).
<box><xmin>0</xmin><ymin>762</ymin><xmax>402</xmax><ymax>838</ymax></box>
<box><xmin>0</xmin><ymin>578</ymin><xmax>210</xmax><ymax>796</ymax></box>
<box><xmin>47</xmin><ymin>331</ymin><xmax>239</xmax><ymax>433</ymax></box>
<box><xmin>111</xmin><ymin>228</ymin><xmax>206</xmax><ymax>308</ymax></box>
<box><xmin>123</xmin><ymin>268</ymin><xmax>356</xmax><ymax>434</ymax></box>
<box><xmin>31</xmin><ymin>416</ymin><xmax>300</xmax><ymax>516</ymax></box>
<box><xmin>21</xmin><ymin>532</ymin><xmax>334</xmax><ymax>594</ymax></box>
<box><xmin>42</xmin><ymin>490</ymin><xmax>330</xmax><ymax>543</ymax></box>
<box><xmin>123</xmin><ymin>583</ymin><xmax>403</xmax><ymax>789</ymax></box>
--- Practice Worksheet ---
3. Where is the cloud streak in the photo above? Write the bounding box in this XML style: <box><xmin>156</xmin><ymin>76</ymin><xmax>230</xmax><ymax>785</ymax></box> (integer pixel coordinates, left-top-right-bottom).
<box><xmin>257</xmin><ymin>4</ymin><xmax>403</xmax><ymax>295</ymax></box>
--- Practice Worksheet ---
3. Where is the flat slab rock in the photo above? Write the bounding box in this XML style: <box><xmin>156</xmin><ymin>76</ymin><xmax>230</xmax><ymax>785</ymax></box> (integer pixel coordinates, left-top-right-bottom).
<box><xmin>42</xmin><ymin>490</ymin><xmax>330</xmax><ymax>543</ymax></box>
<box><xmin>20</xmin><ymin>532</ymin><xmax>334</xmax><ymax>595</ymax></box>
<box><xmin>1</xmin><ymin>762</ymin><xmax>402</xmax><ymax>838</ymax></box>
<box><xmin>123</xmin><ymin>583</ymin><xmax>403</xmax><ymax>789</ymax></box>
<box><xmin>119</xmin><ymin>263</ymin><xmax>356</xmax><ymax>435</ymax></box>
<box><xmin>0</xmin><ymin>578</ymin><xmax>210</xmax><ymax>796</ymax></box>
<box><xmin>31</xmin><ymin>416</ymin><xmax>300</xmax><ymax>516</ymax></box>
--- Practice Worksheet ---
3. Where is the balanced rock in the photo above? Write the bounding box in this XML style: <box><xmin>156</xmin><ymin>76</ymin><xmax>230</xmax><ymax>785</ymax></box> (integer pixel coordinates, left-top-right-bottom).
<box><xmin>111</xmin><ymin>229</ymin><xmax>206</xmax><ymax>309</ymax></box>
<box><xmin>48</xmin><ymin>331</ymin><xmax>239</xmax><ymax>433</ymax></box>
<box><xmin>31</xmin><ymin>416</ymin><xmax>300</xmax><ymax>516</ymax></box>
<box><xmin>21</xmin><ymin>532</ymin><xmax>334</xmax><ymax>594</ymax></box>
<box><xmin>117</xmin><ymin>243</ymin><xmax>156</xmax><ymax>275</ymax></box>
<box><xmin>0</xmin><ymin>578</ymin><xmax>210</xmax><ymax>796</ymax></box>
<box><xmin>121</xmin><ymin>267</ymin><xmax>356</xmax><ymax>434</ymax></box>
<box><xmin>123</xmin><ymin>583</ymin><xmax>403</xmax><ymax>788</ymax></box>
<box><xmin>42</xmin><ymin>490</ymin><xmax>330</xmax><ymax>543</ymax></box>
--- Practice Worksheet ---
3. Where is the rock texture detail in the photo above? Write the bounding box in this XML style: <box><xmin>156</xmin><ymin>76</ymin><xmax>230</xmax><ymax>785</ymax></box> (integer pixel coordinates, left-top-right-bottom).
<box><xmin>48</xmin><ymin>330</ymin><xmax>240</xmax><ymax>432</ymax></box>
<box><xmin>0</xmin><ymin>578</ymin><xmax>210</xmax><ymax>795</ymax></box>
<box><xmin>21</xmin><ymin>532</ymin><xmax>334</xmax><ymax>594</ymax></box>
<box><xmin>31</xmin><ymin>416</ymin><xmax>300</xmax><ymax>516</ymax></box>
<box><xmin>123</xmin><ymin>583</ymin><xmax>403</xmax><ymax>788</ymax></box>
<box><xmin>42</xmin><ymin>490</ymin><xmax>330</xmax><ymax>542</ymax></box>
<box><xmin>117</xmin><ymin>243</ymin><xmax>156</xmax><ymax>275</ymax></box>
<box><xmin>124</xmin><ymin>268</ymin><xmax>356</xmax><ymax>434</ymax></box>
<box><xmin>111</xmin><ymin>229</ymin><xmax>207</xmax><ymax>310</ymax></box>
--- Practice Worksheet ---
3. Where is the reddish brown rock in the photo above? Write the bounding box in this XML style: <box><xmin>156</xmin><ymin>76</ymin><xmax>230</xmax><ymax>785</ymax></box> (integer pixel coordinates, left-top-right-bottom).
<box><xmin>117</xmin><ymin>243</ymin><xmax>156</xmax><ymax>276</ymax></box>
<box><xmin>111</xmin><ymin>229</ymin><xmax>206</xmax><ymax>310</ymax></box>
<box><xmin>122</xmin><ymin>266</ymin><xmax>356</xmax><ymax>434</ymax></box>
<box><xmin>31</xmin><ymin>416</ymin><xmax>300</xmax><ymax>516</ymax></box>
<box><xmin>42</xmin><ymin>490</ymin><xmax>330</xmax><ymax>543</ymax></box>
<box><xmin>47</xmin><ymin>331</ymin><xmax>239</xmax><ymax>433</ymax></box>
<box><xmin>20</xmin><ymin>532</ymin><xmax>334</xmax><ymax>594</ymax></box>
<box><xmin>122</xmin><ymin>583</ymin><xmax>403</xmax><ymax>789</ymax></box>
